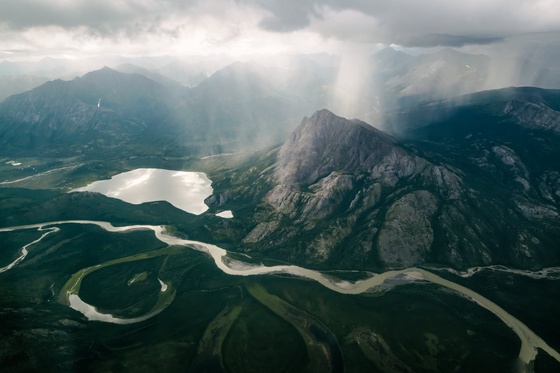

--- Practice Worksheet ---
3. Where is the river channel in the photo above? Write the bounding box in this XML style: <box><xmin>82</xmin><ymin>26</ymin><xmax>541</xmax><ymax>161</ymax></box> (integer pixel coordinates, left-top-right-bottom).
<box><xmin>1</xmin><ymin>220</ymin><xmax>559</xmax><ymax>367</ymax></box>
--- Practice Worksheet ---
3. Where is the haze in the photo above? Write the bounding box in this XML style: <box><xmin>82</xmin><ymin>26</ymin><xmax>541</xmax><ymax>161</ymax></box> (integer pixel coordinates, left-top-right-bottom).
<box><xmin>2</xmin><ymin>1</ymin><xmax>560</xmax><ymax>128</ymax></box>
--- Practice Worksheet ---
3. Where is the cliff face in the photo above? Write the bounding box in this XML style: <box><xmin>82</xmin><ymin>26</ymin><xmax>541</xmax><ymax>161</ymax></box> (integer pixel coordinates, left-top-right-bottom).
<box><xmin>273</xmin><ymin>109</ymin><xmax>408</xmax><ymax>185</ymax></box>
<box><xmin>207</xmin><ymin>100</ymin><xmax>560</xmax><ymax>271</ymax></box>
<box><xmin>261</xmin><ymin>109</ymin><xmax>467</xmax><ymax>269</ymax></box>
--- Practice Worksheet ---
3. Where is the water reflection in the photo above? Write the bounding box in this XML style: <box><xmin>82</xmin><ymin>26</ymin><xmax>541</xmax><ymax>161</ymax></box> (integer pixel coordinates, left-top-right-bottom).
<box><xmin>71</xmin><ymin>168</ymin><xmax>213</xmax><ymax>215</ymax></box>
<box><xmin>216</xmin><ymin>210</ymin><xmax>233</xmax><ymax>218</ymax></box>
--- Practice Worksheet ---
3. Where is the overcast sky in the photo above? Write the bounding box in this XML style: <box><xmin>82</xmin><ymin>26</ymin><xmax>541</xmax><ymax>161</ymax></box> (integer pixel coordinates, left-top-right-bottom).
<box><xmin>1</xmin><ymin>0</ymin><xmax>560</xmax><ymax>60</ymax></box>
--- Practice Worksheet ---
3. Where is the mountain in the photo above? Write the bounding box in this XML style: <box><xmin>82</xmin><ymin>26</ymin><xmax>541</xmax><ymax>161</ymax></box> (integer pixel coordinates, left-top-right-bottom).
<box><xmin>365</xmin><ymin>46</ymin><xmax>560</xmax><ymax>116</ymax></box>
<box><xmin>0</xmin><ymin>58</ymin><xmax>72</xmax><ymax>78</ymax></box>
<box><xmin>384</xmin><ymin>86</ymin><xmax>560</xmax><ymax>134</ymax></box>
<box><xmin>5</xmin><ymin>51</ymin><xmax>559</xmax><ymax>159</ymax></box>
<box><xmin>0</xmin><ymin>67</ymin><xmax>188</xmax><ymax>156</ymax></box>
<box><xmin>0</xmin><ymin>62</ymin><xmax>327</xmax><ymax>157</ymax></box>
<box><xmin>371</xmin><ymin>48</ymin><xmax>491</xmax><ymax>110</ymax></box>
<box><xmin>388</xmin><ymin>48</ymin><xmax>489</xmax><ymax>98</ymax></box>
<box><xmin>3</xmin><ymin>80</ymin><xmax>556</xmax><ymax>271</ymax></box>
<box><xmin>372</xmin><ymin>47</ymin><xmax>413</xmax><ymax>72</ymax></box>
<box><xmin>205</xmin><ymin>92</ymin><xmax>560</xmax><ymax>271</ymax></box>
<box><xmin>1</xmin><ymin>82</ymin><xmax>559</xmax><ymax>371</ymax></box>
<box><xmin>158</xmin><ymin>61</ymin><xmax>323</xmax><ymax>155</ymax></box>
<box><xmin>79</xmin><ymin>67</ymin><xmax>188</xmax><ymax>124</ymax></box>
<box><xmin>154</xmin><ymin>58</ymin><xmax>232</xmax><ymax>87</ymax></box>
<box><xmin>0</xmin><ymin>56</ymin><xmax>178</xmax><ymax>80</ymax></box>
<box><xmin>113</xmin><ymin>63</ymin><xmax>188</xmax><ymax>90</ymax></box>
<box><xmin>0</xmin><ymin>75</ymin><xmax>50</xmax><ymax>102</ymax></box>
<box><xmin>489</xmin><ymin>35</ymin><xmax>560</xmax><ymax>89</ymax></box>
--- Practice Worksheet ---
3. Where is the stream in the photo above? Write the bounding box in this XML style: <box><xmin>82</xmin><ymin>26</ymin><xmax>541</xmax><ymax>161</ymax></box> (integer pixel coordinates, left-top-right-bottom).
<box><xmin>1</xmin><ymin>220</ymin><xmax>559</xmax><ymax>366</ymax></box>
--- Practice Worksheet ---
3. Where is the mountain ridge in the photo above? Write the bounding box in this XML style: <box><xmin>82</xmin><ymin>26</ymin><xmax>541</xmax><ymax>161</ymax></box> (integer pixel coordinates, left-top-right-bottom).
<box><xmin>207</xmin><ymin>102</ymin><xmax>560</xmax><ymax>271</ymax></box>
<box><xmin>0</xmin><ymin>67</ymin><xmax>183</xmax><ymax>155</ymax></box>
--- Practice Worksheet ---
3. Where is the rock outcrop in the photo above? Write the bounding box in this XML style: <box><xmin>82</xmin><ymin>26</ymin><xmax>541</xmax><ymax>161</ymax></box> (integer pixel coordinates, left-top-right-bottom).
<box><xmin>251</xmin><ymin>110</ymin><xmax>467</xmax><ymax>269</ymax></box>
<box><xmin>503</xmin><ymin>99</ymin><xmax>560</xmax><ymax>133</ymax></box>
<box><xmin>206</xmin><ymin>98</ymin><xmax>560</xmax><ymax>271</ymax></box>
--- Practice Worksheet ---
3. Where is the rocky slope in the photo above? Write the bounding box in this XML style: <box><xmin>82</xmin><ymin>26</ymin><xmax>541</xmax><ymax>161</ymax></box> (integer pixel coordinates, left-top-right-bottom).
<box><xmin>207</xmin><ymin>100</ymin><xmax>560</xmax><ymax>271</ymax></box>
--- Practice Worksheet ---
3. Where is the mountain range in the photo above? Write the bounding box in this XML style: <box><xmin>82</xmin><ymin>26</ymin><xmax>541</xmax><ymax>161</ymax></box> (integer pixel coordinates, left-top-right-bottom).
<box><xmin>2</xmin><ymin>54</ymin><xmax>560</xmax><ymax>372</ymax></box>
<box><xmin>3</xmin><ymin>45</ymin><xmax>560</xmax><ymax>149</ymax></box>
<box><xmin>0</xmin><ymin>59</ymin><xmax>559</xmax><ymax>273</ymax></box>
<box><xmin>0</xmin><ymin>65</ymin><xmax>311</xmax><ymax>157</ymax></box>
<box><xmin>205</xmin><ymin>89</ymin><xmax>560</xmax><ymax>271</ymax></box>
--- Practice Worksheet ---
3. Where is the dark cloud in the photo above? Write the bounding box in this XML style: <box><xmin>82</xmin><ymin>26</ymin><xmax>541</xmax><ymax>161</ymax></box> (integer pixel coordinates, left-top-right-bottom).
<box><xmin>254</xmin><ymin>0</ymin><xmax>319</xmax><ymax>32</ymax></box>
<box><xmin>0</xmin><ymin>0</ymin><xmax>559</xmax><ymax>59</ymax></box>
<box><xmin>245</xmin><ymin>0</ymin><xmax>560</xmax><ymax>47</ymax></box>
<box><xmin>398</xmin><ymin>34</ymin><xmax>505</xmax><ymax>48</ymax></box>
<box><xmin>1</xmin><ymin>1</ymin><xmax>132</xmax><ymax>32</ymax></box>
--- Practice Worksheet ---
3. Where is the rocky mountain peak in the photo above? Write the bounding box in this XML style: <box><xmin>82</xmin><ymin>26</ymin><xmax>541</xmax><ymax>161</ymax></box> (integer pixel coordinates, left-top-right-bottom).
<box><xmin>274</xmin><ymin>109</ymin><xmax>399</xmax><ymax>185</ymax></box>
<box><xmin>257</xmin><ymin>109</ymin><xmax>465</xmax><ymax>268</ymax></box>
<box><xmin>80</xmin><ymin>66</ymin><xmax>167</xmax><ymax>93</ymax></box>
<box><xmin>81</xmin><ymin>66</ymin><xmax>120</xmax><ymax>81</ymax></box>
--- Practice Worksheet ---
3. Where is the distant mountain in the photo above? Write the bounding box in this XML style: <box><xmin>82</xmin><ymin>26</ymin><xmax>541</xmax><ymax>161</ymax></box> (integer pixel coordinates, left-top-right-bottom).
<box><xmin>113</xmin><ymin>63</ymin><xmax>188</xmax><ymax>90</ymax></box>
<box><xmin>2</xmin><ymin>53</ymin><xmax>560</xmax><ymax>162</ymax></box>
<box><xmin>79</xmin><ymin>67</ymin><xmax>187</xmax><ymax>123</ymax></box>
<box><xmin>0</xmin><ymin>75</ymin><xmax>50</xmax><ymax>102</ymax></box>
<box><xmin>492</xmin><ymin>36</ymin><xmax>560</xmax><ymax>89</ymax></box>
<box><xmin>372</xmin><ymin>47</ymin><xmax>413</xmax><ymax>71</ymax></box>
<box><xmin>154</xmin><ymin>59</ymin><xmax>232</xmax><ymax>87</ymax></box>
<box><xmin>157</xmin><ymin>61</ymin><xmax>328</xmax><ymax>155</ymax></box>
<box><xmin>391</xmin><ymin>48</ymin><xmax>489</xmax><ymax>97</ymax></box>
<box><xmin>0</xmin><ymin>56</ymin><xmax>177</xmax><ymax>80</ymax></box>
<box><xmin>0</xmin><ymin>58</ymin><xmax>72</xmax><ymax>78</ymax></box>
<box><xmin>0</xmin><ymin>62</ymin><xmax>327</xmax><ymax>157</ymax></box>
<box><xmin>370</xmin><ymin>48</ymin><xmax>491</xmax><ymax>110</ymax></box>
<box><xmin>0</xmin><ymin>67</ymin><xmax>186</xmax><ymax>156</ymax></box>
<box><xmin>206</xmin><ymin>90</ymin><xmax>560</xmax><ymax>271</ymax></box>
<box><xmin>365</xmin><ymin>46</ymin><xmax>560</xmax><ymax>115</ymax></box>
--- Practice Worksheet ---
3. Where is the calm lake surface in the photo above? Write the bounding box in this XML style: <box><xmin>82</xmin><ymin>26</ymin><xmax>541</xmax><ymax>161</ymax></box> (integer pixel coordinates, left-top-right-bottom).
<box><xmin>71</xmin><ymin>168</ymin><xmax>213</xmax><ymax>215</ymax></box>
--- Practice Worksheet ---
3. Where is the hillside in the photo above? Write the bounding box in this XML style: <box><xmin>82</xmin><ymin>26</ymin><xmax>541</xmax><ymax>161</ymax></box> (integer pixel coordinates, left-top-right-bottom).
<box><xmin>205</xmin><ymin>92</ymin><xmax>560</xmax><ymax>271</ymax></box>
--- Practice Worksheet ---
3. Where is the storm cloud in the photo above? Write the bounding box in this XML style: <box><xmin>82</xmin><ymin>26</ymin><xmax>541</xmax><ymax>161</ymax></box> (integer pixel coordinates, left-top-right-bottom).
<box><xmin>1</xmin><ymin>0</ymin><xmax>560</xmax><ymax>58</ymax></box>
<box><xmin>257</xmin><ymin>0</ymin><xmax>560</xmax><ymax>47</ymax></box>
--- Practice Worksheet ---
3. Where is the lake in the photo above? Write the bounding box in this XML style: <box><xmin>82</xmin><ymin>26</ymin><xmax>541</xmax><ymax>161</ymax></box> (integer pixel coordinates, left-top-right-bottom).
<box><xmin>71</xmin><ymin>168</ymin><xmax>213</xmax><ymax>215</ymax></box>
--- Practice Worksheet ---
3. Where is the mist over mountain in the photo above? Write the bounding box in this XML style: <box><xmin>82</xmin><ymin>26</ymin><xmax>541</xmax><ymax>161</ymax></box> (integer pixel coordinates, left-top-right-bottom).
<box><xmin>373</xmin><ymin>48</ymin><xmax>490</xmax><ymax>108</ymax></box>
<box><xmin>153</xmin><ymin>58</ymin><xmax>234</xmax><ymax>87</ymax></box>
<box><xmin>206</xmin><ymin>91</ymin><xmax>560</xmax><ymax>271</ymax></box>
<box><xmin>0</xmin><ymin>75</ymin><xmax>50</xmax><ymax>102</ymax></box>
<box><xmin>2</xmin><ymin>55</ymin><xmax>560</xmax><ymax>373</ymax></box>
<box><xmin>0</xmin><ymin>57</ymin><xmax>335</xmax><ymax>156</ymax></box>
<box><xmin>3</xmin><ymin>39</ymin><xmax>560</xmax><ymax>116</ymax></box>
<box><xmin>4</xmin><ymin>60</ymin><xmax>559</xmax><ymax>272</ymax></box>
<box><xmin>113</xmin><ymin>63</ymin><xmax>188</xmax><ymax>90</ymax></box>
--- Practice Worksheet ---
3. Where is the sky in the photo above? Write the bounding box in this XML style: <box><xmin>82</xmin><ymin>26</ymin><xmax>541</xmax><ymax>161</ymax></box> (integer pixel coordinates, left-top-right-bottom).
<box><xmin>1</xmin><ymin>0</ymin><xmax>560</xmax><ymax>61</ymax></box>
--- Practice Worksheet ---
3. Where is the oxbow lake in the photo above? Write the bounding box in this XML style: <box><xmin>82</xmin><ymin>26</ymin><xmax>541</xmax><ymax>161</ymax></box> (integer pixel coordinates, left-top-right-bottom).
<box><xmin>71</xmin><ymin>168</ymin><xmax>213</xmax><ymax>215</ymax></box>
